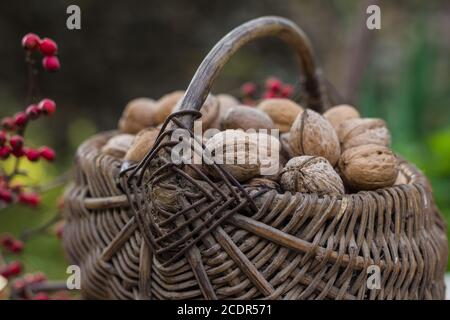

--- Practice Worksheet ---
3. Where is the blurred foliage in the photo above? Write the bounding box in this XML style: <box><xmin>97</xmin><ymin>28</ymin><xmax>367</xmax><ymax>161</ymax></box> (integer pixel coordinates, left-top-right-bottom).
<box><xmin>1</xmin><ymin>0</ymin><xmax>450</xmax><ymax>280</ymax></box>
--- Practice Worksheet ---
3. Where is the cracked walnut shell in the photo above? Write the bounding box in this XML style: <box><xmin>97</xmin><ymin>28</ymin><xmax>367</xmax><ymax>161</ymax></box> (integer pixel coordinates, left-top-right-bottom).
<box><xmin>280</xmin><ymin>156</ymin><xmax>345</xmax><ymax>195</ymax></box>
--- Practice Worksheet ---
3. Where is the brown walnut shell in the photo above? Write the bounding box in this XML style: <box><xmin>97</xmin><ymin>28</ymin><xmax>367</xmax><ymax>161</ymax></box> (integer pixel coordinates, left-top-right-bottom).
<box><xmin>124</xmin><ymin>128</ymin><xmax>160</xmax><ymax>162</ymax></box>
<box><xmin>101</xmin><ymin>134</ymin><xmax>135</xmax><ymax>158</ymax></box>
<box><xmin>339</xmin><ymin>118</ymin><xmax>391</xmax><ymax>151</ymax></box>
<box><xmin>289</xmin><ymin>109</ymin><xmax>341</xmax><ymax>166</ymax></box>
<box><xmin>199</xmin><ymin>94</ymin><xmax>220</xmax><ymax>130</ymax></box>
<box><xmin>257</xmin><ymin>98</ymin><xmax>304</xmax><ymax>133</ymax></box>
<box><xmin>153</xmin><ymin>91</ymin><xmax>185</xmax><ymax>125</ymax></box>
<box><xmin>323</xmin><ymin>104</ymin><xmax>360</xmax><ymax>132</ymax></box>
<box><xmin>338</xmin><ymin>144</ymin><xmax>398</xmax><ymax>190</ymax></box>
<box><xmin>280</xmin><ymin>156</ymin><xmax>345</xmax><ymax>195</ymax></box>
<box><xmin>221</xmin><ymin>106</ymin><xmax>275</xmax><ymax>131</ymax></box>
<box><xmin>118</xmin><ymin>98</ymin><xmax>157</xmax><ymax>134</ymax></box>
<box><xmin>209</xmin><ymin>94</ymin><xmax>240</xmax><ymax>129</ymax></box>
<box><xmin>204</xmin><ymin>130</ymin><xmax>280</xmax><ymax>182</ymax></box>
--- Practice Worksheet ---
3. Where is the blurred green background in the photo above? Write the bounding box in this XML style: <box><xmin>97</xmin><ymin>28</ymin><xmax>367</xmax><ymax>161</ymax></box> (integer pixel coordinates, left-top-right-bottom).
<box><xmin>0</xmin><ymin>0</ymin><xmax>449</xmax><ymax>279</ymax></box>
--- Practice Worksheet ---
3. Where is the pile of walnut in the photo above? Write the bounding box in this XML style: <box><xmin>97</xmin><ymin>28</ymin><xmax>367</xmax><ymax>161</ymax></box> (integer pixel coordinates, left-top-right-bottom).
<box><xmin>103</xmin><ymin>91</ymin><xmax>404</xmax><ymax>196</ymax></box>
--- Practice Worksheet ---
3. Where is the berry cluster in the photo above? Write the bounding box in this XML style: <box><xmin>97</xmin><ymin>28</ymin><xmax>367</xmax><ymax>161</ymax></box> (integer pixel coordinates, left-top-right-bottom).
<box><xmin>241</xmin><ymin>77</ymin><xmax>294</xmax><ymax>105</ymax></box>
<box><xmin>1</xmin><ymin>33</ymin><xmax>61</xmax><ymax>300</ymax></box>
<box><xmin>22</xmin><ymin>33</ymin><xmax>60</xmax><ymax>72</ymax></box>
<box><xmin>0</xmin><ymin>99</ymin><xmax>56</xmax><ymax>207</ymax></box>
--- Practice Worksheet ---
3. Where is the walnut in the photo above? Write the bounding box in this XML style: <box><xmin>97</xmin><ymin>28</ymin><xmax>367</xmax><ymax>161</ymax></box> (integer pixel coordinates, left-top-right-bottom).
<box><xmin>339</xmin><ymin>118</ymin><xmax>391</xmax><ymax>151</ymax></box>
<box><xmin>257</xmin><ymin>98</ymin><xmax>304</xmax><ymax>133</ymax></box>
<box><xmin>280</xmin><ymin>156</ymin><xmax>344</xmax><ymax>195</ymax></box>
<box><xmin>289</xmin><ymin>109</ymin><xmax>340</xmax><ymax>166</ymax></box>
<box><xmin>280</xmin><ymin>132</ymin><xmax>294</xmax><ymax>159</ymax></box>
<box><xmin>153</xmin><ymin>91</ymin><xmax>185</xmax><ymax>125</ymax></box>
<box><xmin>221</xmin><ymin>106</ymin><xmax>275</xmax><ymax>131</ymax></box>
<box><xmin>101</xmin><ymin>134</ymin><xmax>135</xmax><ymax>158</ymax></box>
<box><xmin>204</xmin><ymin>130</ymin><xmax>280</xmax><ymax>182</ymax></box>
<box><xmin>209</xmin><ymin>94</ymin><xmax>240</xmax><ymax>129</ymax></box>
<box><xmin>118</xmin><ymin>98</ymin><xmax>157</xmax><ymax>134</ymax></box>
<box><xmin>199</xmin><ymin>94</ymin><xmax>220</xmax><ymax>130</ymax></box>
<box><xmin>323</xmin><ymin>104</ymin><xmax>360</xmax><ymax>132</ymax></box>
<box><xmin>124</xmin><ymin>128</ymin><xmax>160</xmax><ymax>163</ymax></box>
<box><xmin>338</xmin><ymin>144</ymin><xmax>398</xmax><ymax>190</ymax></box>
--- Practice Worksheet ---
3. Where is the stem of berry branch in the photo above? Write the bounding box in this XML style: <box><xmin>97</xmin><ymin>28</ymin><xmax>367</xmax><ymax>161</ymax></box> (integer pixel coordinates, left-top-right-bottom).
<box><xmin>0</xmin><ymin>251</ymin><xmax>6</xmax><ymax>265</ymax></box>
<box><xmin>10</xmin><ymin>281</ymin><xmax>72</xmax><ymax>299</ymax></box>
<box><xmin>19</xmin><ymin>213</ymin><xmax>61</xmax><ymax>241</ymax></box>
<box><xmin>25</xmin><ymin>51</ymin><xmax>39</xmax><ymax>105</ymax></box>
<box><xmin>32</xmin><ymin>170</ymin><xmax>72</xmax><ymax>193</ymax></box>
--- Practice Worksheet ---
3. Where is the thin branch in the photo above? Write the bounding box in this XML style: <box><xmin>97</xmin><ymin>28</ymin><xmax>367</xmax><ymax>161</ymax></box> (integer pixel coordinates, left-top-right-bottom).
<box><xmin>19</xmin><ymin>213</ymin><xmax>61</xmax><ymax>241</ymax></box>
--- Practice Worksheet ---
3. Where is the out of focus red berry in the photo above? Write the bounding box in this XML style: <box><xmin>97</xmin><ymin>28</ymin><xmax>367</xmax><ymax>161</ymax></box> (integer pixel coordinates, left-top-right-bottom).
<box><xmin>39</xmin><ymin>38</ymin><xmax>58</xmax><ymax>56</ymax></box>
<box><xmin>24</xmin><ymin>148</ymin><xmax>40</xmax><ymax>162</ymax></box>
<box><xmin>265</xmin><ymin>77</ymin><xmax>282</xmax><ymax>92</ymax></box>
<box><xmin>39</xmin><ymin>146</ymin><xmax>55</xmax><ymax>161</ymax></box>
<box><xmin>38</xmin><ymin>99</ymin><xmax>56</xmax><ymax>115</ymax></box>
<box><xmin>25</xmin><ymin>104</ymin><xmax>40</xmax><ymax>120</ymax></box>
<box><xmin>21</xmin><ymin>33</ymin><xmax>41</xmax><ymax>50</ymax></box>
<box><xmin>0</xmin><ymin>146</ymin><xmax>12</xmax><ymax>159</ymax></box>
<box><xmin>9</xmin><ymin>135</ymin><xmax>24</xmax><ymax>150</ymax></box>
<box><xmin>19</xmin><ymin>192</ymin><xmax>41</xmax><ymax>207</ymax></box>
<box><xmin>42</xmin><ymin>55</ymin><xmax>60</xmax><ymax>72</ymax></box>
<box><xmin>1</xmin><ymin>117</ymin><xmax>16</xmax><ymax>131</ymax></box>
<box><xmin>0</xmin><ymin>188</ymin><xmax>13</xmax><ymax>203</ymax></box>
<box><xmin>241</xmin><ymin>82</ymin><xmax>257</xmax><ymax>96</ymax></box>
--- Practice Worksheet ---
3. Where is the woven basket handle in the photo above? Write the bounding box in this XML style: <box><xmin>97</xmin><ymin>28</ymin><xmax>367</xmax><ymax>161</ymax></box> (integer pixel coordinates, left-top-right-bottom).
<box><xmin>174</xmin><ymin>16</ymin><xmax>325</xmax><ymax>129</ymax></box>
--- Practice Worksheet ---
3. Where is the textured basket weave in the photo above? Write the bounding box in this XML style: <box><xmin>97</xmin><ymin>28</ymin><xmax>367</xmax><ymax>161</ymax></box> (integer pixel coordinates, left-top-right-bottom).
<box><xmin>63</xmin><ymin>16</ymin><xmax>448</xmax><ymax>300</ymax></box>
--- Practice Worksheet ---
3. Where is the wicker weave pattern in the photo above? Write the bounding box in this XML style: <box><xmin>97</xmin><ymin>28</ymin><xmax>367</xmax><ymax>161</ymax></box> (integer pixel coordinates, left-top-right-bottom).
<box><xmin>63</xmin><ymin>129</ymin><xmax>447</xmax><ymax>300</ymax></box>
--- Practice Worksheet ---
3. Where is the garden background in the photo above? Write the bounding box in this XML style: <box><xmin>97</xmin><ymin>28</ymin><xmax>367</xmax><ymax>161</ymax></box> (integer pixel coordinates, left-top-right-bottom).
<box><xmin>0</xmin><ymin>0</ymin><xmax>449</xmax><ymax>280</ymax></box>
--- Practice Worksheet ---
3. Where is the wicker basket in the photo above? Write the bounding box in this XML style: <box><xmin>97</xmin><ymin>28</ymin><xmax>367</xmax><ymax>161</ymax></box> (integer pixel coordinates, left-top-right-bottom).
<box><xmin>63</xmin><ymin>16</ymin><xmax>448</xmax><ymax>300</ymax></box>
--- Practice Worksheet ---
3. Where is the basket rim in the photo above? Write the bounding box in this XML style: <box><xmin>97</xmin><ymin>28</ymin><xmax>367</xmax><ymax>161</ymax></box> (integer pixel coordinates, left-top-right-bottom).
<box><xmin>77</xmin><ymin>130</ymin><xmax>430</xmax><ymax>211</ymax></box>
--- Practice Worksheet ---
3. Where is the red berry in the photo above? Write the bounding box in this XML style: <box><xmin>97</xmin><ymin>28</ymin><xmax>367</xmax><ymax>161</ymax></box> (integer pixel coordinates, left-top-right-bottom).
<box><xmin>1</xmin><ymin>117</ymin><xmax>16</xmax><ymax>131</ymax></box>
<box><xmin>265</xmin><ymin>77</ymin><xmax>282</xmax><ymax>92</ymax></box>
<box><xmin>11</xmin><ymin>147</ymin><xmax>25</xmax><ymax>158</ymax></box>
<box><xmin>42</xmin><ymin>55</ymin><xmax>60</xmax><ymax>72</ymax></box>
<box><xmin>0</xmin><ymin>188</ymin><xmax>13</xmax><ymax>203</ymax></box>
<box><xmin>39</xmin><ymin>38</ymin><xmax>58</xmax><ymax>56</ymax></box>
<box><xmin>0</xmin><ymin>261</ymin><xmax>22</xmax><ymax>278</ymax></box>
<box><xmin>32</xmin><ymin>293</ymin><xmax>50</xmax><ymax>300</ymax></box>
<box><xmin>8</xmin><ymin>261</ymin><xmax>22</xmax><ymax>276</ymax></box>
<box><xmin>25</xmin><ymin>148</ymin><xmax>40</xmax><ymax>162</ymax></box>
<box><xmin>19</xmin><ymin>192</ymin><xmax>41</xmax><ymax>207</ymax></box>
<box><xmin>10</xmin><ymin>183</ymin><xmax>23</xmax><ymax>193</ymax></box>
<box><xmin>263</xmin><ymin>91</ymin><xmax>276</xmax><ymax>99</ymax></box>
<box><xmin>14</xmin><ymin>112</ymin><xmax>28</xmax><ymax>127</ymax></box>
<box><xmin>9</xmin><ymin>135</ymin><xmax>24</xmax><ymax>150</ymax></box>
<box><xmin>26</xmin><ymin>104</ymin><xmax>40</xmax><ymax>120</ymax></box>
<box><xmin>281</xmin><ymin>84</ymin><xmax>294</xmax><ymax>98</ymax></box>
<box><xmin>31</xmin><ymin>272</ymin><xmax>47</xmax><ymax>283</ymax></box>
<box><xmin>241</xmin><ymin>82</ymin><xmax>257</xmax><ymax>96</ymax></box>
<box><xmin>38</xmin><ymin>99</ymin><xmax>56</xmax><ymax>115</ymax></box>
<box><xmin>55</xmin><ymin>222</ymin><xmax>64</xmax><ymax>239</ymax></box>
<box><xmin>0</xmin><ymin>233</ymin><xmax>14</xmax><ymax>247</ymax></box>
<box><xmin>13</xmin><ymin>279</ymin><xmax>27</xmax><ymax>291</ymax></box>
<box><xmin>0</xmin><ymin>146</ymin><xmax>11</xmax><ymax>159</ymax></box>
<box><xmin>0</xmin><ymin>131</ymin><xmax>7</xmax><ymax>146</ymax></box>
<box><xmin>10</xmin><ymin>240</ymin><xmax>24</xmax><ymax>254</ymax></box>
<box><xmin>22</xmin><ymin>33</ymin><xmax>41</xmax><ymax>50</ymax></box>
<box><xmin>38</xmin><ymin>146</ymin><xmax>55</xmax><ymax>161</ymax></box>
